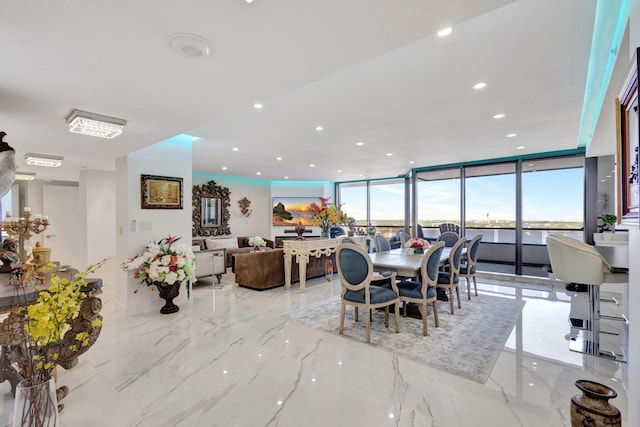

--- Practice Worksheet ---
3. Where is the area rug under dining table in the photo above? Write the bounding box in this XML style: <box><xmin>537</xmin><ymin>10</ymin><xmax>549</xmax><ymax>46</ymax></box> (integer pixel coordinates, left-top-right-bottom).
<box><xmin>284</xmin><ymin>293</ymin><xmax>525</xmax><ymax>384</ymax></box>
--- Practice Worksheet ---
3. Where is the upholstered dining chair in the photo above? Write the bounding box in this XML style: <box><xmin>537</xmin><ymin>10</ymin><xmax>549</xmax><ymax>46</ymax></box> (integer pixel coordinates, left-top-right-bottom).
<box><xmin>374</xmin><ymin>235</ymin><xmax>391</xmax><ymax>252</ymax></box>
<box><xmin>397</xmin><ymin>231</ymin><xmax>411</xmax><ymax>245</ymax></box>
<box><xmin>336</xmin><ymin>243</ymin><xmax>400</xmax><ymax>343</ymax></box>
<box><xmin>397</xmin><ymin>241</ymin><xmax>445</xmax><ymax>336</ymax></box>
<box><xmin>459</xmin><ymin>235</ymin><xmax>483</xmax><ymax>299</ymax></box>
<box><xmin>340</xmin><ymin>236</ymin><xmax>357</xmax><ymax>244</ymax></box>
<box><xmin>436</xmin><ymin>231</ymin><xmax>459</xmax><ymax>247</ymax></box>
<box><xmin>439</xmin><ymin>223</ymin><xmax>461</xmax><ymax>235</ymax></box>
<box><xmin>436</xmin><ymin>237</ymin><xmax>466</xmax><ymax>314</ymax></box>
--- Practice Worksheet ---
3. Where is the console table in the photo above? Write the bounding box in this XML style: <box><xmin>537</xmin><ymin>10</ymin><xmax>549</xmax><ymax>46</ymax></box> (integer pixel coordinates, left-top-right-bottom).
<box><xmin>283</xmin><ymin>237</ymin><xmax>367</xmax><ymax>292</ymax></box>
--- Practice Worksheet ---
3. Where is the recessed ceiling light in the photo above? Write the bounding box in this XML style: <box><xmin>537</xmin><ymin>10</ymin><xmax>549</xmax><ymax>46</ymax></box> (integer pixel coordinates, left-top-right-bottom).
<box><xmin>337</xmin><ymin>169</ymin><xmax>342</xmax><ymax>173</ymax></box>
<box><xmin>473</xmin><ymin>82</ymin><xmax>487</xmax><ymax>90</ymax></box>
<box><xmin>276</xmin><ymin>156</ymin><xmax>282</xmax><ymax>160</ymax></box>
<box><xmin>315</xmin><ymin>126</ymin><xmax>323</xmax><ymax>132</ymax></box>
<box><xmin>507</xmin><ymin>133</ymin><xmax>518</xmax><ymax>138</ymax></box>
<box><xmin>606</xmin><ymin>175</ymin><xmax>612</xmax><ymax>178</ymax></box>
<box><xmin>409</xmin><ymin>161</ymin><xmax>415</xmax><ymax>164</ymax></box>
<box><xmin>386</xmin><ymin>153</ymin><xmax>393</xmax><ymax>156</ymax></box>
<box><xmin>284</xmin><ymin>176</ymin><xmax>288</xmax><ymax>179</ymax></box>
<box><xmin>222</xmin><ymin>166</ymin><xmax>228</xmax><ymax>170</ymax></box>
<box><xmin>168</xmin><ymin>33</ymin><xmax>212</xmax><ymax>58</ymax></box>
<box><xmin>516</xmin><ymin>146</ymin><xmax>525</xmax><ymax>150</ymax></box>
<box><xmin>437</xmin><ymin>27</ymin><xmax>452</xmax><ymax>37</ymax></box>
<box><xmin>253</xmin><ymin>103</ymin><xmax>263</xmax><ymax>109</ymax></box>
<box><xmin>245</xmin><ymin>0</ymin><xmax>254</xmax><ymax>3</ymax></box>
<box><xmin>232</xmin><ymin>147</ymin><xmax>239</xmax><ymax>151</ymax></box>
<box><xmin>355</xmin><ymin>141</ymin><xmax>365</xmax><ymax>146</ymax></box>
<box><xmin>601</xmin><ymin>179</ymin><xmax>607</xmax><ymax>182</ymax></box>
<box><xmin>493</xmin><ymin>113</ymin><xmax>506</xmax><ymax>119</ymax></box>
<box><xmin>358</xmin><ymin>174</ymin><xmax>363</xmax><ymax>177</ymax></box>
<box><xmin>256</xmin><ymin>171</ymin><xmax>261</xmax><ymax>175</ymax></box>
<box><xmin>310</xmin><ymin>164</ymin><xmax>315</xmax><ymax>167</ymax></box>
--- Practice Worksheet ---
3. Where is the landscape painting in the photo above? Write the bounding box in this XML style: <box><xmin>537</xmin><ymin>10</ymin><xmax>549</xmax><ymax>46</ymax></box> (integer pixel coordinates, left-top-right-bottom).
<box><xmin>272</xmin><ymin>197</ymin><xmax>319</xmax><ymax>226</ymax></box>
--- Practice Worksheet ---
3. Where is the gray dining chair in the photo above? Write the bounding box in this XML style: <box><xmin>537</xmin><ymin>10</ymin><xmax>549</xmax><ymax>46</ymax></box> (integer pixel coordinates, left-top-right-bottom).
<box><xmin>397</xmin><ymin>231</ymin><xmax>411</xmax><ymax>245</ymax></box>
<box><xmin>438</xmin><ymin>223</ymin><xmax>460</xmax><ymax>235</ymax></box>
<box><xmin>437</xmin><ymin>231</ymin><xmax>459</xmax><ymax>247</ymax></box>
<box><xmin>459</xmin><ymin>235</ymin><xmax>482</xmax><ymax>299</ymax></box>
<box><xmin>336</xmin><ymin>243</ymin><xmax>400</xmax><ymax>343</ymax></box>
<box><xmin>436</xmin><ymin>237</ymin><xmax>466</xmax><ymax>314</ymax></box>
<box><xmin>340</xmin><ymin>236</ymin><xmax>357</xmax><ymax>244</ymax></box>
<box><xmin>397</xmin><ymin>241</ymin><xmax>445</xmax><ymax>336</ymax></box>
<box><xmin>374</xmin><ymin>235</ymin><xmax>391</xmax><ymax>252</ymax></box>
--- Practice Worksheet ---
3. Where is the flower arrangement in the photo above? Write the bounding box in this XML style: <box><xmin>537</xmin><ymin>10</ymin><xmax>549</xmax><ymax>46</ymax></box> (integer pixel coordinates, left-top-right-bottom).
<box><xmin>308</xmin><ymin>197</ymin><xmax>348</xmax><ymax>235</ymax></box>
<box><xmin>600</xmin><ymin>213</ymin><xmax>617</xmax><ymax>232</ymax></box>
<box><xmin>248</xmin><ymin>235</ymin><xmax>266</xmax><ymax>247</ymax></box>
<box><xmin>405</xmin><ymin>237</ymin><xmax>430</xmax><ymax>253</ymax></box>
<box><xmin>121</xmin><ymin>235</ymin><xmax>195</xmax><ymax>298</ymax></box>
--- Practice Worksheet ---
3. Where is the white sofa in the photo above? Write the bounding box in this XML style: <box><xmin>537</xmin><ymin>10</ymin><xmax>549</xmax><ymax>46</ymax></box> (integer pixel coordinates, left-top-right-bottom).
<box><xmin>192</xmin><ymin>245</ymin><xmax>226</xmax><ymax>284</ymax></box>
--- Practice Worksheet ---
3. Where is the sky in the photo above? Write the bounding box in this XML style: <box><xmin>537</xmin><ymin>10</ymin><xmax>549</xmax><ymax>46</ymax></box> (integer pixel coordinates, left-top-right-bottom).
<box><xmin>339</xmin><ymin>167</ymin><xmax>584</xmax><ymax>224</ymax></box>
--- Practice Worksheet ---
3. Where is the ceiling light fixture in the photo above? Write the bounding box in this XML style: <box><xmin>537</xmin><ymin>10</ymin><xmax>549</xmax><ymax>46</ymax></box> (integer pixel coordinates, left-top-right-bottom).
<box><xmin>315</xmin><ymin>126</ymin><xmax>323</xmax><ymax>132</ymax></box>
<box><xmin>493</xmin><ymin>113</ymin><xmax>506</xmax><ymax>119</ymax></box>
<box><xmin>516</xmin><ymin>146</ymin><xmax>525</xmax><ymax>150</ymax></box>
<box><xmin>310</xmin><ymin>164</ymin><xmax>315</xmax><ymax>167</ymax></box>
<box><xmin>256</xmin><ymin>172</ymin><xmax>261</xmax><ymax>175</ymax></box>
<box><xmin>168</xmin><ymin>33</ymin><xmax>212</xmax><ymax>58</ymax></box>
<box><xmin>254</xmin><ymin>103</ymin><xmax>263</xmax><ymax>109</ymax></box>
<box><xmin>409</xmin><ymin>161</ymin><xmax>415</xmax><ymax>164</ymax></box>
<box><xmin>386</xmin><ymin>153</ymin><xmax>393</xmax><ymax>156</ymax></box>
<box><xmin>15</xmin><ymin>171</ymin><xmax>36</xmax><ymax>181</ymax></box>
<box><xmin>65</xmin><ymin>109</ymin><xmax>127</xmax><ymax>139</ymax></box>
<box><xmin>222</xmin><ymin>166</ymin><xmax>228</xmax><ymax>170</ymax></box>
<box><xmin>284</xmin><ymin>176</ymin><xmax>288</xmax><ymax>179</ymax></box>
<box><xmin>473</xmin><ymin>82</ymin><xmax>487</xmax><ymax>90</ymax></box>
<box><xmin>276</xmin><ymin>156</ymin><xmax>282</xmax><ymax>160</ymax></box>
<box><xmin>437</xmin><ymin>27</ymin><xmax>452</xmax><ymax>37</ymax></box>
<box><xmin>24</xmin><ymin>153</ymin><xmax>63</xmax><ymax>168</ymax></box>
<box><xmin>232</xmin><ymin>147</ymin><xmax>239</xmax><ymax>151</ymax></box>
<box><xmin>506</xmin><ymin>133</ymin><xmax>518</xmax><ymax>138</ymax></box>
<box><xmin>355</xmin><ymin>141</ymin><xmax>365</xmax><ymax>146</ymax></box>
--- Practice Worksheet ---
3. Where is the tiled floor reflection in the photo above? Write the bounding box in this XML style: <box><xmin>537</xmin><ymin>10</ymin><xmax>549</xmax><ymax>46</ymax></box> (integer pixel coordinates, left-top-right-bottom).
<box><xmin>0</xmin><ymin>274</ymin><xmax>629</xmax><ymax>426</ymax></box>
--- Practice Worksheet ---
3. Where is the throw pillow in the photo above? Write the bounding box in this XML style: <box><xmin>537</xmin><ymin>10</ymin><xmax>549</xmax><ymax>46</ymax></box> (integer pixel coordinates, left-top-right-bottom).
<box><xmin>206</xmin><ymin>237</ymin><xmax>238</xmax><ymax>250</ymax></box>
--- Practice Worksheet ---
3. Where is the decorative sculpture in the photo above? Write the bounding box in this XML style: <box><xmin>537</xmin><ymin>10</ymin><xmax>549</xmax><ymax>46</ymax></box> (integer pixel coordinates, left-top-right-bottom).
<box><xmin>0</xmin><ymin>237</ymin><xmax>19</xmax><ymax>273</ymax></box>
<box><xmin>295</xmin><ymin>221</ymin><xmax>306</xmax><ymax>240</ymax></box>
<box><xmin>238</xmin><ymin>197</ymin><xmax>252</xmax><ymax>217</ymax></box>
<box><xmin>0</xmin><ymin>131</ymin><xmax>17</xmax><ymax>197</ymax></box>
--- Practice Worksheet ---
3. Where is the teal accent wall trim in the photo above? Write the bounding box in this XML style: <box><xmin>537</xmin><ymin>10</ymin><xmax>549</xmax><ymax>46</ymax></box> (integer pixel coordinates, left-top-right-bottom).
<box><xmin>578</xmin><ymin>0</ymin><xmax>632</xmax><ymax>149</ymax></box>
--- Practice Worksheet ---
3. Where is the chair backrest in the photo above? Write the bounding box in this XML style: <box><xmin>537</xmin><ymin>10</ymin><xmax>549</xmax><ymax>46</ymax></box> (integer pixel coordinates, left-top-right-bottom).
<box><xmin>437</xmin><ymin>231</ymin><xmax>459</xmax><ymax>247</ymax></box>
<box><xmin>466</xmin><ymin>235</ymin><xmax>483</xmax><ymax>266</ymax></box>
<box><xmin>336</xmin><ymin>243</ymin><xmax>373</xmax><ymax>293</ymax></box>
<box><xmin>330</xmin><ymin>226</ymin><xmax>345</xmax><ymax>238</ymax></box>
<box><xmin>415</xmin><ymin>224</ymin><xmax>425</xmax><ymax>239</ymax></box>
<box><xmin>421</xmin><ymin>241</ymin><xmax>445</xmax><ymax>285</ymax></box>
<box><xmin>546</xmin><ymin>234</ymin><xmax>604</xmax><ymax>285</ymax></box>
<box><xmin>340</xmin><ymin>236</ymin><xmax>357</xmax><ymax>244</ymax></box>
<box><xmin>447</xmin><ymin>237</ymin><xmax>466</xmax><ymax>276</ymax></box>
<box><xmin>374</xmin><ymin>235</ymin><xmax>391</xmax><ymax>252</ymax></box>
<box><xmin>439</xmin><ymin>223</ymin><xmax>460</xmax><ymax>235</ymax></box>
<box><xmin>398</xmin><ymin>231</ymin><xmax>411</xmax><ymax>245</ymax></box>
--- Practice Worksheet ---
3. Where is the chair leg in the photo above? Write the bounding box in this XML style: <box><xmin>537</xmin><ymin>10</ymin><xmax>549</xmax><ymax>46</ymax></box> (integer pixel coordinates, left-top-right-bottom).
<box><xmin>403</xmin><ymin>301</ymin><xmax>408</xmax><ymax>317</ymax></box>
<box><xmin>456</xmin><ymin>286</ymin><xmax>461</xmax><ymax>309</ymax></box>
<box><xmin>394</xmin><ymin>302</ymin><xmax>400</xmax><ymax>333</ymax></box>
<box><xmin>473</xmin><ymin>275</ymin><xmax>478</xmax><ymax>296</ymax></box>
<box><xmin>432</xmin><ymin>301</ymin><xmax>439</xmax><ymax>327</ymax></box>
<box><xmin>365</xmin><ymin>308</ymin><xmax>371</xmax><ymax>343</ymax></box>
<box><xmin>339</xmin><ymin>302</ymin><xmax>346</xmax><ymax>335</ymax></box>
<box><xmin>466</xmin><ymin>274</ymin><xmax>471</xmax><ymax>300</ymax></box>
<box><xmin>384</xmin><ymin>306</ymin><xmax>389</xmax><ymax>328</ymax></box>
<box><xmin>449</xmin><ymin>288</ymin><xmax>455</xmax><ymax>314</ymax></box>
<box><xmin>421</xmin><ymin>303</ymin><xmax>428</xmax><ymax>336</ymax></box>
<box><xmin>354</xmin><ymin>307</ymin><xmax>359</xmax><ymax>322</ymax></box>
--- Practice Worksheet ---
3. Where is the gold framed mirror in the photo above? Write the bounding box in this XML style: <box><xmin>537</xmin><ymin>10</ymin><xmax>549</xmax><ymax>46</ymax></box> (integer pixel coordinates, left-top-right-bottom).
<box><xmin>193</xmin><ymin>180</ymin><xmax>231</xmax><ymax>236</ymax></box>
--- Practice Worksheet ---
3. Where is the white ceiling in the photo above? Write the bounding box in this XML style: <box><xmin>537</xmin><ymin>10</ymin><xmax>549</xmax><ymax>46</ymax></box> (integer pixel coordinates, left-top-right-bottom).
<box><xmin>1</xmin><ymin>0</ymin><xmax>602</xmax><ymax>183</ymax></box>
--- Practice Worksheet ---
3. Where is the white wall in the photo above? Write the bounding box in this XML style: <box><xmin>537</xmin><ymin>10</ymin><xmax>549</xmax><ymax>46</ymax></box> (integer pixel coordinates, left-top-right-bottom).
<box><xmin>80</xmin><ymin>170</ymin><xmax>117</xmax><ymax>283</ymax></box>
<box><xmin>117</xmin><ymin>136</ymin><xmax>192</xmax><ymax>315</ymax></box>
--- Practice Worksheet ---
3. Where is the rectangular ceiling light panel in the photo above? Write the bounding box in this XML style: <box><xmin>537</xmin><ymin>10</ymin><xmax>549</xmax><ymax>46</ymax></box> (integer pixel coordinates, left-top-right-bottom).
<box><xmin>15</xmin><ymin>172</ymin><xmax>36</xmax><ymax>180</ymax></box>
<box><xmin>65</xmin><ymin>109</ymin><xmax>127</xmax><ymax>139</ymax></box>
<box><xmin>24</xmin><ymin>153</ymin><xmax>64</xmax><ymax>167</ymax></box>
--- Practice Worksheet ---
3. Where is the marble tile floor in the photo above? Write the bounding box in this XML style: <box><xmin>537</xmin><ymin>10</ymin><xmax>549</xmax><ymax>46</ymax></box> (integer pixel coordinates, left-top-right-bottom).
<box><xmin>0</xmin><ymin>274</ymin><xmax>629</xmax><ymax>426</ymax></box>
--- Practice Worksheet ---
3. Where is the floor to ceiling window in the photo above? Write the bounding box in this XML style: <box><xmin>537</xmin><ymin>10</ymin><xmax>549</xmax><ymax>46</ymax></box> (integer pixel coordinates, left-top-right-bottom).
<box><xmin>336</xmin><ymin>181</ymin><xmax>367</xmax><ymax>228</ymax></box>
<box><xmin>415</xmin><ymin>168</ymin><xmax>461</xmax><ymax>239</ymax></box>
<box><xmin>369</xmin><ymin>178</ymin><xmax>405</xmax><ymax>239</ymax></box>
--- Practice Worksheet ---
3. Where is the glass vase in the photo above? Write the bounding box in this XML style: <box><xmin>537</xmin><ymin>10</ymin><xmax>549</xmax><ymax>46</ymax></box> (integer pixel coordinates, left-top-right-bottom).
<box><xmin>13</xmin><ymin>377</ymin><xmax>59</xmax><ymax>427</ymax></box>
<box><xmin>325</xmin><ymin>259</ymin><xmax>334</xmax><ymax>282</ymax></box>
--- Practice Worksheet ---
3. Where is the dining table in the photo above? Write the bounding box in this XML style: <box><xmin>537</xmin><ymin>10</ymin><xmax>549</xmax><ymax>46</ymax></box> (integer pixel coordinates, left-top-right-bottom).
<box><xmin>369</xmin><ymin>247</ymin><xmax>460</xmax><ymax>277</ymax></box>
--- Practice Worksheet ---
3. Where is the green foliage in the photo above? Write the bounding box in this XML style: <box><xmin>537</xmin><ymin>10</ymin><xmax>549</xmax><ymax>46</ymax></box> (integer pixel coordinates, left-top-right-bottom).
<box><xmin>601</xmin><ymin>213</ymin><xmax>617</xmax><ymax>227</ymax></box>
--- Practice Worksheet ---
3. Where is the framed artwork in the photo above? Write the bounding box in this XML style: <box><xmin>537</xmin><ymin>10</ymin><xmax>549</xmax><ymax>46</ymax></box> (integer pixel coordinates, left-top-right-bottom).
<box><xmin>141</xmin><ymin>174</ymin><xmax>183</xmax><ymax>209</ymax></box>
<box><xmin>615</xmin><ymin>47</ymin><xmax>639</xmax><ymax>225</ymax></box>
<box><xmin>272</xmin><ymin>197</ymin><xmax>320</xmax><ymax>226</ymax></box>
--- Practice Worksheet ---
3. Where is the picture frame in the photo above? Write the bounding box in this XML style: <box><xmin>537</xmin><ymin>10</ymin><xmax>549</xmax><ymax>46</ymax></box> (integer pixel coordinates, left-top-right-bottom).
<box><xmin>272</xmin><ymin>197</ymin><xmax>321</xmax><ymax>226</ymax></box>
<box><xmin>141</xmin><ymin>174</ymin><xmax>183</xmax><ymax>209</ymax></box>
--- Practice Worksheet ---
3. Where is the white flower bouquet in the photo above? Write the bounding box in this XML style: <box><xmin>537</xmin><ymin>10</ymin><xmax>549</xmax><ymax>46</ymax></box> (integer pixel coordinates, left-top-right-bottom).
<box><xmin>121</xmin><ymin>235</ymin><xmax>196</xmax><ymax>297</ymax></box>
<box><xmin>248</xmin><ymin>235</ymin><xmax>266</xmax><ymax>247</ymax></box>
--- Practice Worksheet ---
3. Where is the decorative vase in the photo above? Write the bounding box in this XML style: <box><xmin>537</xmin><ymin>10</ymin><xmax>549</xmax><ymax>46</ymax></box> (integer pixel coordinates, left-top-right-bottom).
<box><xmin>406</xmin><ymin>248</ymin><xmax>414</xmax><ymax>255</ymax></box>
<box><xmin>156</xmin><ymin>282</ymin><xmax>180</xmax><ymax>314</ymax></box>
<box><xmin>13</xmin><ymin>377</ymin><xmax>59</xmax><ymax>427</ymax></box>
<box><xmin>321</xmin><ymin>229</ymin><xmax>330</xmax><ymax>239</ymax></box>
<box><xmin>325</xmin><ymin>259</ymin><xmax>334</xmax><ymax>282</ymax></box>
<box><xmin>570</xmin><ymin>380</ymin><xmax>621</xmax><ymax>427</ymax></box>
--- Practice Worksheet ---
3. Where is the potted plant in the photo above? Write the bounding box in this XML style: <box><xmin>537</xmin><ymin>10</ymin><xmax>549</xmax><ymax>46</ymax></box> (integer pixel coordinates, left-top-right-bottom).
<box><xmin>600</xmin><ymin>213</ymin><xmax>617</xmax><ymax>239</ymax></box>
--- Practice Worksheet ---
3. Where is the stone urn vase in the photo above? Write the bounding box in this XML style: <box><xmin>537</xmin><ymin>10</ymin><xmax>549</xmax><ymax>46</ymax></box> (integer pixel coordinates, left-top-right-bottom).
<box><xmin>156</xmin><ymin>282</ymin><xmax>180</xmax><ymax>314</ymax></box>
<box><xmin>570</xmin><ymin>380</ymin><xmax>621</xmax><ymax>427</ymax></box>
